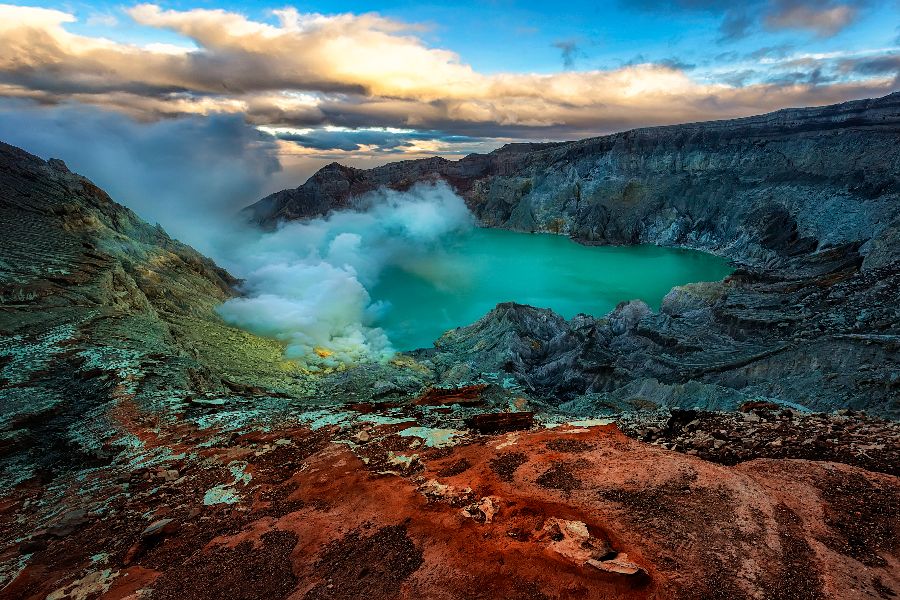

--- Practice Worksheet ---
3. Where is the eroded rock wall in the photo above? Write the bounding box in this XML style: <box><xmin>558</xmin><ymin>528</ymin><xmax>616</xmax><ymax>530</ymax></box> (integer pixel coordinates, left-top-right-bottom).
<box><xmin>0</xmin><ymin>142</ymin><xmax>315</xmax><ymax>487</ymax></box>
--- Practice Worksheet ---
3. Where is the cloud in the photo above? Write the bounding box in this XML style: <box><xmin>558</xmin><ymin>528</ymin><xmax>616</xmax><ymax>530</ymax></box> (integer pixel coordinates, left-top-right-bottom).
<box><xmin>264</xmin><ymin>126</ymin><xmax>481</xmax><ymax>154</ymax></box>
<box><xmin>625</xmin><ymin>55</ymin><xmax>696</xmax><ymax>70</ymax></box>
<box><xmin>552</xmin><ymin>40</ymin><xmax>582</xmax><ymax>69</ymax></box>
<box><xmin>628</xmin><ymin>0</ymin><xmax>867</xmax><ymax>40</ymax></box>
<box><xmin>216</xmin><ymin>182</ymin><xmax>474</xmax><ymax>366</ymax></box>
<box><xmin>86</xmin><ymin>13</ymin><xmax>119</xmax><ymax>28</ymax></box>
<box><xmin>719</xmin><ymin>69</ymin><xmax>759</xmax><ymax>86</ymax></box>
<box><xmin>838</xmin><ymin>54</ymin><xmax>900</xmax><ymax>76</ymax></box>
<box><xmin>0</xmin><ymin>3</ymin><xmax>895</xmax><ymax>143</ymax></box>
<box><xmin>748</xmin><ymin>44</ymin><xmax>795</xmax><ymax>60</ymax></box>
<box><xmin>765</xmin><ymin>67</ymin><xmax>834</xmax><ymax>86</ymax></box>
<box><xmin>764</xmin><ymin>0</ymin><xmax>862</xmax><ymax>37</ymax></box>
<box><xmin>0</xmin><ymin>99</ymin><xmax>281</xmax><ymax>253</ymax></box>
<box><xmin>719</xmin><ymin>10</ymin><xmax>754</xmax><ymax>41</ymax></box>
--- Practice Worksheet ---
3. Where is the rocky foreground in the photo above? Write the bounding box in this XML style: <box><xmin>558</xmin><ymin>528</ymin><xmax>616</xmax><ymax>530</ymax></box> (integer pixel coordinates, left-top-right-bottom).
<box><xmin>2</xmin><ymin>392</ymin><xmax>899</xmax><ymax>600</ymax></box>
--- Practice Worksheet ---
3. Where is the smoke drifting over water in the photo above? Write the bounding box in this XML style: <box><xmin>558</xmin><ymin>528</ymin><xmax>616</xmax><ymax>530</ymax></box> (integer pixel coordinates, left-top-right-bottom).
<box><xmin>0</xmin><ymin>102</ymin><xmax>475</xmax><ymax>366</ymax></box>
<box><xmin>215</xmin><ymin>183</ymin><xmax>474</xmax><ymax>367</ymax></box>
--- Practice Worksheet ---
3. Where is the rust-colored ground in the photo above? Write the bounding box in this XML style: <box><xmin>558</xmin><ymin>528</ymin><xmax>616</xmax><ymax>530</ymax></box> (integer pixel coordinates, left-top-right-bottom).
<box><xmin>1</xmin><ymin>418</ymin><xmax>898</xmax><ymax>600</ymax></box>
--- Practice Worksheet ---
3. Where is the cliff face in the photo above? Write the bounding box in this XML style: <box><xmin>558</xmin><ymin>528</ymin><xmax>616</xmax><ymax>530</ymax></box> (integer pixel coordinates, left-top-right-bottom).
<box><xmin>0</xmin><ymin>142</ymin><xmax>313</xmax><ymax>487</ymax></box>
<box><xmin>246</xmin><ymin>93</ymin><xmax>900</xmax><ymax>417</ymax></box>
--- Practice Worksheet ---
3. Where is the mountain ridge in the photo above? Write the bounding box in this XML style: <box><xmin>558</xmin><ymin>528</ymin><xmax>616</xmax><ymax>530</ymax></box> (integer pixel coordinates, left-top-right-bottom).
<box><xmin>245</xmin><ymin>91</ymin><xmax>900</xmax><ymax>272</ymax></box>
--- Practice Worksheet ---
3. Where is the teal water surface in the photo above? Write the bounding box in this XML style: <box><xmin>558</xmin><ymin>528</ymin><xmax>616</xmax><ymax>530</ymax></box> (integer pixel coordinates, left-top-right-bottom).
<box><xmin>370</xmin><ymin>228</ymin><xmax>733</xmax><ymax>350</ymax></box>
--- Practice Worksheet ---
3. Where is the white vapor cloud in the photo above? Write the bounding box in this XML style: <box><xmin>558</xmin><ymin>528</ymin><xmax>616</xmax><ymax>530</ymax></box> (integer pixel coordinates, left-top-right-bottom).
<box><xmin>215</xmin><ymin>182</ymin><xmax>474</xmax><ymax>367</ymax></box>
<box><xmin>0</xmin><ymin>100</ymin><xmax>281</xmax><ymax>254</ymax></box>
<box><xmin>0</xmin><ymin>100</ymin><xmax>474</xmax><ymax>366</ymax></box>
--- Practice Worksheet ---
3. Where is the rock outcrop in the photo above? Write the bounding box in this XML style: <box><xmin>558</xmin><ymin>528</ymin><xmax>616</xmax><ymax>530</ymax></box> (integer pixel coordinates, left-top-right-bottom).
<box><xmin>246</xmin><ymin>93</ymin><xmax>900</xmax><ymax>270</ymax></box>
<box><xmin>3</xmin><ymin>405</ymin><xmax>898</xmax><ymax>600</ymax></box>
<box><xmin>246</xmin><ymin>93</ymin><xmax>900</xmax><ymax>417</ymax></box>
<box><xmin>0</xmin><ymin>142</ymin><xmax>315</xmax><ymax>488</ymax></box>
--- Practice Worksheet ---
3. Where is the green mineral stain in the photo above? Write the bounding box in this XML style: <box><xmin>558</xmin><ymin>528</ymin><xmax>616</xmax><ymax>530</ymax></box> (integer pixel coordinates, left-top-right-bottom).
<box><xmin>228</xmin><ymin>461</ymin><xmax>251</xmax><ymax>485</ymax></box>
<box><xmin>398</xmin><ymin>426</ymin><xmax>462</xmax><ymax>447</ymax></box>
<box><xmin>358</xmin><ymin>414</ymin><xmax>411</xmax><ymax>426</ymax></box>
<box><xmin>203</xmin><ymin>485</ymin><xmax>239</xmax><ymax>505</ymax></box>
<box><xmin>370</xmin><ymin>228</ymin><xmax>733</xmax><ymax>350</ymax></box>
<box><xmin>299</xmin><ymin>409</ymin><xmax>351</xmax><ymax>430</ymax></box>
<box><xmin>202</xmin><ymin>460</ymin><xmax>252</xmax><ymax>505</ymax></box>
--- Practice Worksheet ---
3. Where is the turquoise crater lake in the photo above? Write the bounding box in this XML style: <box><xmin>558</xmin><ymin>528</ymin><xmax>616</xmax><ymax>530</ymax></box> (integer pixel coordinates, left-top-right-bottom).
<box><xmin>370</xmin><ymin>228</ymin><xmax>733</xmax><ymax>351</ymax></box>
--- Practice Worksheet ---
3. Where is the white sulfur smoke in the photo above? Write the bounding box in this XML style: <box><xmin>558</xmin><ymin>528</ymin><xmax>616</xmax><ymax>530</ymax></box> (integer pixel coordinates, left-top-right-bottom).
<box><xmin>0</xmin><ymin>101</ymin><xmax>475</xmax><ymax>366</ymax></box>
<box><xmin>215</xmin><ymin>182</ymin><xmax>474</xmax><ymax>367</ymax></box>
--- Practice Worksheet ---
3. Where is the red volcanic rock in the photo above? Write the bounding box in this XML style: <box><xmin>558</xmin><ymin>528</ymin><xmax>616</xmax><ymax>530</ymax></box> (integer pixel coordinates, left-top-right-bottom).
<box><xmin>465</xmin><ymin>411</ymin><xmax>535</xmax><ymax>433</ymax></box>
<box><xmin>3</xmin><ymin>418</ymin><xmax>897</xmax><ymax>600</ymax></box>
<box><xmin>414</xmin><ymin>384</ymin><xmax>488</xmax><ymax>406</ymax></box>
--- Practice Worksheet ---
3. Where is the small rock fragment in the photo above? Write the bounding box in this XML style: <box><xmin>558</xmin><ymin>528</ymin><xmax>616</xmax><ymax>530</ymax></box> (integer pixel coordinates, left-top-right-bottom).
<box><xmin>587</xmin><ymin>553</ymin><xmax>643</xmax><ymax>576</ymax></box>
<box><xmin>539</xmin><ymin>518</ymin><xmax>612</xmax><ymax>565</ymax></box>
<box><xmin>141</xmin><ymin>518</ymin><xmax>177</xmax><ymax>539</ymax></box>
<box><xmin>461</xmin><ymin>496</ymin><xmax>500</xmax><ymax>523</ymax></box>
<box><xmin>48</xmin><ymin>509</ymin><xmax>91</xmax><ymax>537</ymax></box>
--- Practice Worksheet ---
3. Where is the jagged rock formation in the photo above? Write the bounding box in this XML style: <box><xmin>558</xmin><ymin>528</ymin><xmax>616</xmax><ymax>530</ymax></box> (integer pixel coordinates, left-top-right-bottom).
<box><xmin>0</xmin><ymin>142</ymin><xmax>314</xmax><ymax>487</ymax></box>
<box><xmin>247</xmin><ymin>93</ymin><xmax>900</xmax><ymax>417</ymax></box>
<box><xmin>246</xmin><ymin>93</ymin><xmax>900</xmax><ymax>268</ymax></box>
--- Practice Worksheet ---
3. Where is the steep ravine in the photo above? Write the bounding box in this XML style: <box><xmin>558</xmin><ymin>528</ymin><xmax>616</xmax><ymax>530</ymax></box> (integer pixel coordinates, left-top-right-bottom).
<box><xmin>246</xmin><ymin>92</ymin><xmax>900</xmax><ymax>417</ymax></box>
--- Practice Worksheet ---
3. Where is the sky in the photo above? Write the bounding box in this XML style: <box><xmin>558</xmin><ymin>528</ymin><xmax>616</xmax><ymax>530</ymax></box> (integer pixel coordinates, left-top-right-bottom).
<box><xmin>0</xmin><ymin>0</ymin><xmax>898</xmax><ymax>197</ymax></box>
